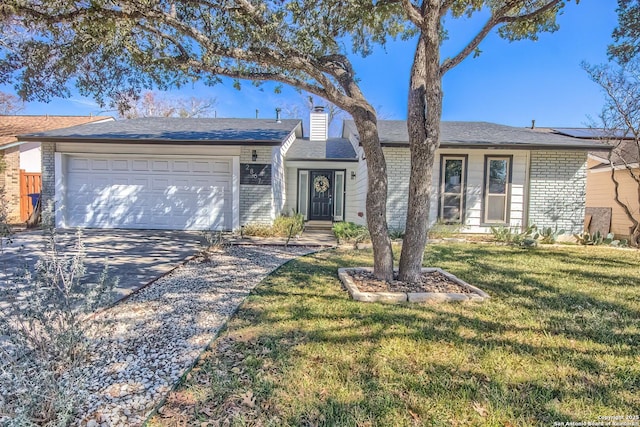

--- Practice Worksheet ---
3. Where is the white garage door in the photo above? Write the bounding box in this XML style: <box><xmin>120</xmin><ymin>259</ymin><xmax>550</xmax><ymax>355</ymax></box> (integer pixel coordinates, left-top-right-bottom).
<box><xmin>65</xmin><ymin>156</ymin><xmax>233</xmax><ymax>230</ymax></box>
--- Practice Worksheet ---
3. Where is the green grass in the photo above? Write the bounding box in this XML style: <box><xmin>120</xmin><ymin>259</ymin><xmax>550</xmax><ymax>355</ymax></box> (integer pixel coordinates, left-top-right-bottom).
<box><xmin>150</xmin><ymin>244</ymin><xmax>640</xmax><ymax>427</ymax></box>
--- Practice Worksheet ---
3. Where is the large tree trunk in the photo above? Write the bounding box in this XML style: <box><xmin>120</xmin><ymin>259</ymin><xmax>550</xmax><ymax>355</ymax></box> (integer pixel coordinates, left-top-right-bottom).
<box><xmin>398</xmin><ymin>27</ymin><xmax>442</xmax><ymax>283</ymax></box>
<box><xmin>351</xmin><ymin>107</ymin><xmax>394</xmax><ymax>281</ymax></box>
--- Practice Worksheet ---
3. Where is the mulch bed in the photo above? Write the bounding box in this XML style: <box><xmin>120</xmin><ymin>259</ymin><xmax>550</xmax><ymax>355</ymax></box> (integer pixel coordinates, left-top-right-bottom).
<box><xmin>349</xmin><ymin>269</ymin><xmax>473</xmax><ymax>294</ymax></box>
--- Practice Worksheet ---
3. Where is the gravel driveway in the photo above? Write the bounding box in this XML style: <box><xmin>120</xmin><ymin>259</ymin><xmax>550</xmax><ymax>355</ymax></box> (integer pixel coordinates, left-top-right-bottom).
<box><xmin>76</xmin><ymin>245</ymin><xmax>313</xmax><ymax>426</ymax></box>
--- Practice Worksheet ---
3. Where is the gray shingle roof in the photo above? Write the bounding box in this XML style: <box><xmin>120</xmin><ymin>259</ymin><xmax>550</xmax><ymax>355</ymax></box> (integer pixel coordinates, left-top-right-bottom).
<box><xmin>343</xmin><ymin>120</ymin><xmax>613</xmax><ymax>150</ymax></box>
<box><xmin>285</xmin><ymin>138</ymin><xmax>357</xmax><ymax>161</ymax></box>
<box><xmin>18</xmin><ymin>117</ymin><xmax>302</xmax><ymax>144</ymax></box>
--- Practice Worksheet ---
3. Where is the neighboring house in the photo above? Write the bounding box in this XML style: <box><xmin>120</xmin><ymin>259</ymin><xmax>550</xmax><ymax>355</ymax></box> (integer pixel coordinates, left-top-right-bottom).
<box><xmin>585</xmin><ymin>136</ymin><xmax>639</xmax><ymax>238</ymax></box>
<box><xmin>18</xmin><ymin>111</ymin><xmax>610</xmax><ymax>233</ymax></box>
<box><xmin>0</xmin><ymin>115</ymin><xmax>113</xmax><ymax>222</ymax></box>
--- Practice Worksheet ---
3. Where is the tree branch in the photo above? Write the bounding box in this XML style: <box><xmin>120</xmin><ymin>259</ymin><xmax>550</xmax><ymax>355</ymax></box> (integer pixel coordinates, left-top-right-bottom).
<box><xmin>440</xmin><ymin>0</ymin><xmax>560</xmax><ymax>75</ymax></box>
<box><xmin>400</xmin><ymin>0</ymin><xmax>424</xmax><ymax>29</ymax></box>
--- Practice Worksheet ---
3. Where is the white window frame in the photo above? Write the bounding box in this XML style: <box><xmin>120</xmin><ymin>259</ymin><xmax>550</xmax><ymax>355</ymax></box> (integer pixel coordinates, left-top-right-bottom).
<box><xmin>333</xmin><ymin>171</ymin><xmax>345</xmax><ymax>221</ymax></box>
<box><xmin>297</xmin><ymin>170</ymin><xmax>309</xmax><ymax>220</ymax></box>
<box><xmin>439</xmin><ymin>155</ymin><xmax>466</xmax><ymax>223</ymax></box>
<box><xmin>483</xmin><ymin>156</ymin><xmax>512</xmax><ymax>225</ymax></box>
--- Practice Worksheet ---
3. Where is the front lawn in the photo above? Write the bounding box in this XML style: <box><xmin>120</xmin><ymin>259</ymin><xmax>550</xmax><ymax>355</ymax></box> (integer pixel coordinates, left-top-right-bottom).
<box><xmin>150</xmin><ymin>244</ymin><xmax>640</xmax><ymax>426</ymax></box>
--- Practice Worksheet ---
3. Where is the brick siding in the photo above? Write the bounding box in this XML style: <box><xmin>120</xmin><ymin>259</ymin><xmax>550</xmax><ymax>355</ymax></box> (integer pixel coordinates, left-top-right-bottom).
<box><xmin>528</xmin><ymin>150</ymin><xmax>587</xmax><ymax>234</ymax></box>
<box><xmin>384</xmin><ymin>147</ymin><xmax>411</xmax><ymax>230</ymax></box>
<box><xmin>240</xmin><ymin>146</ymin><xmax>273</xmax><ymax>225</ymax></box>
<box><xmin>1</xmin><ymin>147</ymin><xmax>22</xmax><ymax>222</ymax></box>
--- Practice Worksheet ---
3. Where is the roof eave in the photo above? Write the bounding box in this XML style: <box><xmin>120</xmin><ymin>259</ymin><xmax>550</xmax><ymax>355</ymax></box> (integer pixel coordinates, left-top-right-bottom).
<box><xmin>375</xmin><ymin>142</ymin><xmax>613</xmax><ymax>150</ymax></box>
<box><xmin>16</xmin><ymin>136</ymin><xmax>284</xmax><ymax>146</ymax></box>
<box><xmin>285</xmin><ymin>158</ymin><xmax>358</xmax><ymax>162</ymax></box>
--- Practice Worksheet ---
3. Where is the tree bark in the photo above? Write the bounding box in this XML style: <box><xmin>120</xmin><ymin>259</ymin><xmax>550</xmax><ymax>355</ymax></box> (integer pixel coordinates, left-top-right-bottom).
<box><xmin>611</xmin><ymin>165</ymin><xmax>640</xmax><ymax>247</ymax></box>
<box><xmin>351</xmin><ymin>107</ymin><xmax>394</xmax><ymax>281</ymax></box>
<box><xmin>398</xmin><ymin>24</ymin><xmax>442</xmax><ymax>283</ymax></box>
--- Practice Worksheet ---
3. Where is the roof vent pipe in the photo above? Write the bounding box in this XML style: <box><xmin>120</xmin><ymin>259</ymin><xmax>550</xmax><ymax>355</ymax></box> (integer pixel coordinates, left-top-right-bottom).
<box><xmin>276</xmin><ymin>108</ymin><xmax>282</xmax><ymax>123</ymax></box>
<box><xmin>531</xmin><ymin>119</ymin><xmax>535</xmax><ymax>130</ymax></box>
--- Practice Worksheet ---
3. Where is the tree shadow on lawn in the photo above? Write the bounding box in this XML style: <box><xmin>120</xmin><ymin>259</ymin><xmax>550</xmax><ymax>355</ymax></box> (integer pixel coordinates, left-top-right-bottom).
<box><xmin>157</xmin><ymin>246</ymin><xmax>639</xmax><ymax>426</ymax></box>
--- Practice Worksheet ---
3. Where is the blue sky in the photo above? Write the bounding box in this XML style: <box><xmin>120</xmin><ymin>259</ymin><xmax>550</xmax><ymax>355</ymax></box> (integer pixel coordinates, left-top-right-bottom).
<box><xmin>5</xmin><ymin>0</ymin><xmax>618</xmax><ymax>128</ymax></box>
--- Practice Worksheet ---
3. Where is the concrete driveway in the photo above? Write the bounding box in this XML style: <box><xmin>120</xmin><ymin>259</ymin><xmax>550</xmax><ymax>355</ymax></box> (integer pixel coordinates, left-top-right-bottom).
<box><xmin>0</xmin><ymin>229</ymin><xmax>203</xmax><ymax>304</ymax></box>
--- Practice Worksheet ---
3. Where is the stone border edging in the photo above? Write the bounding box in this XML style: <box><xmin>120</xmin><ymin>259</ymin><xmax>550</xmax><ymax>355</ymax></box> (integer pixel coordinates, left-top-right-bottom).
<box><xmin>338</xmin><ymin>267</ymin><xmax>490</xmax><ymax>303</ymax></box>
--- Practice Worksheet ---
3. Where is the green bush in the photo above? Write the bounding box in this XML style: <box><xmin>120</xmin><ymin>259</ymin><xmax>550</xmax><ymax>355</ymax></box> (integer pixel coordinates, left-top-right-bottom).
<box><xmin>490</xmin><ymin>225</ymin><xmax>537</xmax><ymax>247</ymax></box>
<box><xmin>536</xmin><ymin>226</ymin><xmax>565</xmax><ymax>244</ymax></box>
<box><xmin>242</xmin><ymin>213</ymin><xmax>304</xmax><ymax>238</ymax></box>
<box><xmin>573</xmin><ymin>231</ymin><xmax>625</xmax><ymax>246</ymax></box>
<box><xmin>388</xmin><ymin>229</ymin><xmax>405</xmax><ymax>240</ymax></box>
<box><xmin>332</xmin><ymin>222</ymin><xmax>370</xmax><ymax>244</ymax></box>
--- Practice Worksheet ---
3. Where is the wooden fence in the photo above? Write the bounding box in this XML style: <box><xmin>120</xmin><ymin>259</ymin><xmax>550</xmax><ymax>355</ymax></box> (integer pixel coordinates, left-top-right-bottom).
<box><xmin>19</xmin><ymin>170</ymin><xmax>42</xmax><ymax>221</ymax></box>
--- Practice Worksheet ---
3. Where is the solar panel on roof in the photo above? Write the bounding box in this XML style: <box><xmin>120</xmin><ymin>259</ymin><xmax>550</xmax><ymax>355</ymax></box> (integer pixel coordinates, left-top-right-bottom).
<box><xmin>553</xmin><ymin>128</ymin><xmax>631</xmax><ymax>139</ymax></box>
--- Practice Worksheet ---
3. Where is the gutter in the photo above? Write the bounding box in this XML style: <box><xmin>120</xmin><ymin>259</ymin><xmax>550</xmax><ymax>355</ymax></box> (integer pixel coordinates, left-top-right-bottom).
<box><xmin>16</xmin><ymin>136</ymin><xmax>284</xmax><ymax>146</ymax></box>
<box><xmin>375</xmin><ymin>142</ymin><xmax>614</xmax><ymax>151</ymax></box>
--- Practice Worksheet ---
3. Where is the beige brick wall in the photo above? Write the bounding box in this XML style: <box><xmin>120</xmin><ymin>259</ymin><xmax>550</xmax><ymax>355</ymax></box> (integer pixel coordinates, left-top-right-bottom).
<box><xmin>1</xmin><ymin>147</ymin><xmax>22</xmax><ymax>222</ymax></box>
<box><xmin>41</xmin><ymin>142</ymin><xmax>56</xmax><ymax>213</ymax></box>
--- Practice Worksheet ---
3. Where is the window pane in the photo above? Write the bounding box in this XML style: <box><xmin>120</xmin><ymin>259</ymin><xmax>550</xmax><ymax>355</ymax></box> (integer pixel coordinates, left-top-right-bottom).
<box><xmin>334</xmin><ymin>173</ymin><xmax>344</xmax><ymax>219</ymax></box>
<box><xmin>442</xmin><ymin>195</ymin><xmax>461</xmax><ymax>221</ymax></box>
<box><xmin>489</xmin><ymin>159</ymin><xmax>507</xmax><ymax>194</ymax></box>
<box><xmin>444</xmin><ymin>159</ymin><xmax>463</xmax><ymax>193</ymax></box>
<box><xmin>298</xmin><ymin>172</ymin><xmax>308</xmax><ymax>217</ymax></box>
<box><xmin>487</xmin><ymin>195</ymin><xmax>506</xmax><ymax>221</ymax></box>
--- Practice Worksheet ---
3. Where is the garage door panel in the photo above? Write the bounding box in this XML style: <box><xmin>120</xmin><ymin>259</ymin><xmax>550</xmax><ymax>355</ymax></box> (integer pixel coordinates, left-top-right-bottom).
<box><xmin>173</xmin><ymin>161</ymin><xmax>190</xmax><ymax>172</ymax></box>
<box><xmin>132</xmin><ymin>160</ymin><xmax>149</xmax><ymax>171</ymax></box>
<box><xmin>152</xmin><ymin>160</ymin><xmax>170</xmax><ymax>172</ymax></box>
<box><xmin>111</xmin><ymin>159</ymin><xmax>129</xmax><ymax>171</ymax></box>
<box><xmin>213</xmin><ymin>162</ymin><xmax>230</xmax><ymax>173</ymax></box>
<box><xmin>91</xmin><ymin>159</ymin><xmax>109</xmax><ymax>170</ymax></box>
<box><xmin>65</xmin><ymin>156</ymin><xmax>234</xmax><ymax>230</ymax></box>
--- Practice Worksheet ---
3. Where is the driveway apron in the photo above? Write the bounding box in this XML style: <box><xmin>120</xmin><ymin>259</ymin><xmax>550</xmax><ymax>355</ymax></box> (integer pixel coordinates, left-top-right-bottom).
<box><xmin>0</xmin><ymin>229</ymin><xmax>203</xmax><ymax>305</ymax></box>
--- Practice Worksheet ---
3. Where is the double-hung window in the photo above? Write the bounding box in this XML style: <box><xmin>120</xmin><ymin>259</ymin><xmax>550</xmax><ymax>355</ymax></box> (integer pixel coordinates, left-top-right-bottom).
<box><xmin>483</xmin><ymin>156</ymin><xmax>512</xmax><ymax>224</ymax></box>
<box><xmin>439</xmin><ymin>156</ymin><xmax>466</xmax><ymax>223</ymax></box>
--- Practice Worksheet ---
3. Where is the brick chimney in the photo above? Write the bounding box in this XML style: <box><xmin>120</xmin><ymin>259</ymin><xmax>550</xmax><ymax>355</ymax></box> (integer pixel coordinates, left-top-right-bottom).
<box><xmin>309</xmin><ymin>106</ymin><xmax>328</xmax><ymax>141</ymax></box>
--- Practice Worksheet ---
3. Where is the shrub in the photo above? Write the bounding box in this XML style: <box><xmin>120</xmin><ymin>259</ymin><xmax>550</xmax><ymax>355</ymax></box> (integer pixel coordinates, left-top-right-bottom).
<box><xmin>0</xmin><ymin>205</ymin><xmax>114</xmax><ymax>425</ymax></box>
<box><xmin>242</xmin><ymin>213</ymin><xmax>304</xmax><ymax>238</ymax></box>
<box><xmin>490</xmin><ymin>225</ymin><xmax>537</xmax><ymax>247</ymax></box>
<box><xmin>332</xmin><ymin>222</ymin><xmax>370</xmax><ymax>244</ymax></box>
<box><xmin>536</xmin><ymin>226</ymin><xmax>565</xmax><ymax>244</ymax></box>
<box><xmin>573</xmin><ymin>231</ymin><xmax>626</xmax><ymax>247</ymax></box>
<box><xmin>388</xmin><ymin>229</ymin><xmax>405</xmax><ymax>240</ymax></box>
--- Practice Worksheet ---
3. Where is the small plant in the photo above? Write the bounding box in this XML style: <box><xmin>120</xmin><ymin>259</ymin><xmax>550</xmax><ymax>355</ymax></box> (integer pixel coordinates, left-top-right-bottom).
<box><xmin>535</xmin><ymin>226</ymin><xmax>565</xmax><ymax>244</ymax></box>
<box><xmin>332</xmin><ymin>222</ymin><xmax>370</xmax><ymax>246</ymax></box>
<box><xmin>490</xmin><ymin>225</ymin><xmax>537</xmax><ymax>247</ymax></box>
<box><xmin>573</xmin><ymin>231</ymin><xmax>623</xmax><ymax>246</ymax></box>
<box><xmin>428</xmin><ymin>220</ymin><xmax>464</xmax><ymax>239</ymax></box>
<box><xmin>200</xmin><ymin>229</ymin><xmax>227</xmax><ymax>250</ymax></box>
<box><xmin>388</xmin><ymin>229</ymin><xmax>405</xmax><ymax>240</ymax></box>
<box><xmin>574</xmin><ymin>231</ymin><xmax>605</xmax><ymax>245</ymax></box>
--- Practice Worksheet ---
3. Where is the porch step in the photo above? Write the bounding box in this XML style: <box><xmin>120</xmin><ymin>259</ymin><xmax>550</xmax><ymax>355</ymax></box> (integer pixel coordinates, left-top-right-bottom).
<box><xmin>305</xmin><ymin>220</ymin><xmax>334</xmax><ymax>231</ymax></box>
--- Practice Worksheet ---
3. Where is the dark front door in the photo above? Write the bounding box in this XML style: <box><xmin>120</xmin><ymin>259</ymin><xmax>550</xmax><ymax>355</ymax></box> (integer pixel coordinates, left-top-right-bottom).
<box><xmin>309</xmin><ymin>171</ymin><xmax>333</xmax><ymax>220</ymax></box>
